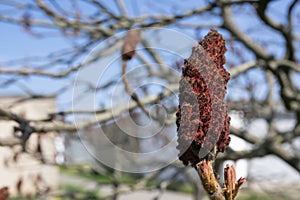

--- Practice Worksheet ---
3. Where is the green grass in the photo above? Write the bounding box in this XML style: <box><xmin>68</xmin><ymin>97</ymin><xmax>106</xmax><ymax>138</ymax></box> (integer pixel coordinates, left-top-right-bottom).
<box><xmin>59</xmin><ymin>165</ymin><xmax>195</xmax><ymax>194</ymax></box>
<box><xmin>238</xmin><ymin>194</ymin><xmax>272</xmax><ymax>200</ymax></box>
<box><xmin>61</xmin><ymin>184</ymin><xmax>101</xmax><ymax>200</ymax></box>
<box><xmin>59</xmin><ymin>165</ymin><xmax>141</xmax><ymax>185</ymax></box>
<box><xmin>9</xmin><ymin>185</ymin><xmax>102</xmax><ymax>200</ymax></box>
<box><xmin>59</xmin><ymin>165</ymin><xmax>112</xmax><ymax>184</ymax></box>
<box><xmin>238</xmin><ymin>193</ymin><xmax>296</xmax><ymax>200</ymax></box>
<box><xmin>9</xmin><ymin>197</ymin><xmax>38</xmax><ymax>200</ymax></box>
<box><xmin>166</xmin><ymin>181</ymin><xmax>194</xmax><ymax>194</ymax></box>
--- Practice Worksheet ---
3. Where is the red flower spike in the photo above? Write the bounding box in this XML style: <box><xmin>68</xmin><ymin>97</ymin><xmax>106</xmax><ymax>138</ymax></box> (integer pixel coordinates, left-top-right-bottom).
<box><xmin>176</xmin><ymin>30</ymin><xmax>231</xmax><ymax>166</ymax></box>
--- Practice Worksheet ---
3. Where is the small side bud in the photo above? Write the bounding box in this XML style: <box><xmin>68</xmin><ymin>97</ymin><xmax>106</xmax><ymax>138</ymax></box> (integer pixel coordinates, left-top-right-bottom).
<box><xmin>196</xmin><ymin>160</ymin><xmax>218</xmax><ymax>195</ymax></box>
<box><xmin>223</xmin><ymin>164</ymin><xmax>245</xmax><ymax>200</ymax></box>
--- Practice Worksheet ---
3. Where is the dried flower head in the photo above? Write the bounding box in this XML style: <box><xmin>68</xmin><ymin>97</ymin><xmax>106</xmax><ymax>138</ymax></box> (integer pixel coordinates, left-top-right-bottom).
<box><xmin>122</xmin><ymin>29</ymin><xmax>141</xmax><ymax>60</ymax></box>
<box><xmin>176</xmin><ymin>30</ymin><xmax>231</xmax><ymax>166</ymax></box>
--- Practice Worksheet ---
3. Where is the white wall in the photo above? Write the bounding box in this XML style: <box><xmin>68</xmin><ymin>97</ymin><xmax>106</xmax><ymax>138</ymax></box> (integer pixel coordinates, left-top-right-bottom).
<box><xmin>0</xmin><ymin>97</ymin><xmax>58</xmax><ymax>196</ymax></box>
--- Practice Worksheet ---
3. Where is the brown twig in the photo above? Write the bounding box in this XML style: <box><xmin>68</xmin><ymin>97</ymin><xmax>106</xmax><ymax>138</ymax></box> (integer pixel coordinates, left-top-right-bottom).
<box><xmin>121</xmin><ymin>29</ymin><xmax>149</xmax><ymax>115</ymax></box>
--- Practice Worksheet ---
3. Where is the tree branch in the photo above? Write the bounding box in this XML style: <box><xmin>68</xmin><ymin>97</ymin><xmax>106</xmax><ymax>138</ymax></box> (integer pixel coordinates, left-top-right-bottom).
<box><xmin>221</xmin><ymin>4</ymin><xmax>271</xmax><ymax>60</ymax></box>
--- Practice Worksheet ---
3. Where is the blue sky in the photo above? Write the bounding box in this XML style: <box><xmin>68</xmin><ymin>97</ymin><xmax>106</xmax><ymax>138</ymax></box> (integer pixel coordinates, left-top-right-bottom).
<box><xmin>0</xmin><ymin>0</ymin><xmax>204</xmax><ymax>110</ymax></box>
<box><xmin>0</xmin><ymin>0</ymin><xmax>299</xmax><ymax>110</ymax></box>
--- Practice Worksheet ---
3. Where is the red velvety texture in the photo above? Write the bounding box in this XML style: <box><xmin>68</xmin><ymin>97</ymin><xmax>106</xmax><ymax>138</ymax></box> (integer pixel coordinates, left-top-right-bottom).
<box><xmin>177</xmin><ymin>30</ymin><xmax>231</xmax><ymax>166</ymax></box>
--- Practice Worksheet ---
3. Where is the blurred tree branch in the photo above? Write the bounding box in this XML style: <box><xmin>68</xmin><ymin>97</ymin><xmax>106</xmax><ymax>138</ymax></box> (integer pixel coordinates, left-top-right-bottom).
<box><xmin>0</xmin><ymin>0</ymin><xmax>300</xmax><ymax>199</ymax></box>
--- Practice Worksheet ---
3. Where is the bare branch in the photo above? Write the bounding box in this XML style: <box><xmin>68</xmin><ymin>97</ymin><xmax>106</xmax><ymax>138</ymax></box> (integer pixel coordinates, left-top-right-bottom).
<box><xmin>115</xmin><ymin>0</ymin><xmax>127</xmax><ymax>16</ymax></box>
<box><xmin>230</xmin><ymin>60</ymin><xmax>257</xmax><ymax>78</ymax></box>
<box><xmin>255</xmin><ymin>0</ymin><xmax>298</xmax><ymax>60</ymax></box>
<box><xmin>222</xmin><ymin>4</ymin><xmax>271</xmax><ymax>60</ymax></box>
<box><xmin>0</xmin><ymin>40</ymin><xmax>123</xmax><ymax>78</ymax></box>
<box><xmin>140</xmin><ymin>4</ymin><xmax>215</xmax><ymax>27</ymax></box>
<box><xmin>0</xmin><ymin>84</ymin><xmax>177</xmax><ymax>138</ymax></box>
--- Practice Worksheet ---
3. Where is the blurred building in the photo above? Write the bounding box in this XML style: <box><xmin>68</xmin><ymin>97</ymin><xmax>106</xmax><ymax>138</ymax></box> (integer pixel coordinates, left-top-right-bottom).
<box><xmin>0</xmin><ymin>96</ymin><xmax>58</xmax><ymax>197</ymax></box>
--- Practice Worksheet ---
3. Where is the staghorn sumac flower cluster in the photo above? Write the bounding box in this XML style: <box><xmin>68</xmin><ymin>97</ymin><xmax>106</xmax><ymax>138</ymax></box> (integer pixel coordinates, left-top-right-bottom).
<box><xmin>176</xmin><ymin>30</ymin><xmax>231</xmax><ymax>166</ymax></box>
